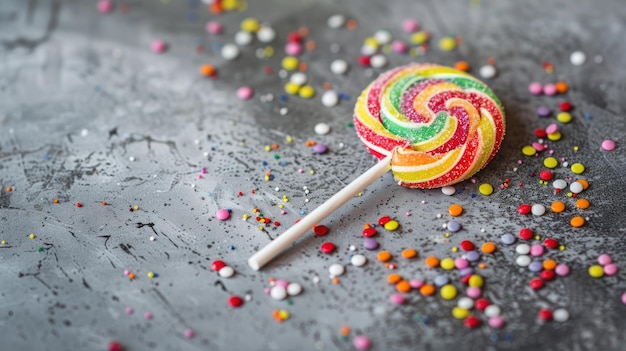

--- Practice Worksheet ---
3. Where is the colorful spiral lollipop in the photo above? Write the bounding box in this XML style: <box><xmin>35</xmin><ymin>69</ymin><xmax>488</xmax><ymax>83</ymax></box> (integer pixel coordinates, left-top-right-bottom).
<box><xmin>249</xmin><ymin>64</ymin><xmax>506</xmax><ymax>270</ymax></box>
<box><xmin>354</xmin><ymin>63</ymin><xmax>506</xmax><ymax>188</ymax></box>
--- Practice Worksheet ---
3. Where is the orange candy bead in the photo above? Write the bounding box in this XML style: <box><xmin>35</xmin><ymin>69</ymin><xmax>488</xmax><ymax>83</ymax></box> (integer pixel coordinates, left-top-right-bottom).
<box><xmin>543</xmin><ymin>259</ymin><xmax>557</xmax><ymax>270</ymax></box>
<box><xmin>377</xmin><ymin>251</ymin><xmax>392</xmax><ymax>262</ymax></box>
<box><xmin>576</xmin><ymin>199</ymin><xmax>590</xmax><ymax>209</ymax></box>
<box><xmin>481</xmin><ymin>242</ymin><xmax>497</xmax><ymax>254</ymax></box>
<box><xmin>454</xmin><ymin>61</ymin><xmax>470</xmax><ymax>72</ymax></box>
<box><xmin>396</xmin><ymin>280</ymin><xmax>411</xmax><ymax>293</ymax></box>
<box><xmin>570</xmin><ymin>216</ymin><xmax>585</xmax><ymax>228</ymax></box>
<box><xmin>425</xmin><ymin>256</ymin><xmax>440</xmax><ymax>268</ymax></box>
<box><xmin>448</xmin><ymin>204</ymin><xmax>463</xmax><ymax>217</ymax></box>
<box><xmin>402</xmin><ymin>249</ymin><xmax>418</xmax><ymax>259</ymax></box>
<box><xmin>419</xmin><ymin>284</ymin><xmax>436</xmax><ymax>296</ymax></box>
<box><xmin>551</xmin><ymin>201</ymin><xmax>566</xmax><ymax>213</ymax></box>
<box><xmin>387</xmin><ymin>273</ymin><xmax>402</xmax><ymax>284</ymax></box>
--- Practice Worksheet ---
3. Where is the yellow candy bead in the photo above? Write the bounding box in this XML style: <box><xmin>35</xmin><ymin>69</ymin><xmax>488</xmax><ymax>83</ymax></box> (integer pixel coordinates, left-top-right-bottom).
<box><xmin>411</xmin><ymin>31</ymin><xmax>429</xmax><ymax>45</ymax></box>
<box><xmin>439</xmin><ymin>37</ymin><xmax>456</xmax><ymax>51</ymax></box>
<box><xmin>521</xmin><ymin>145</ymin><xmax>536</xmax><ymax>156</ymax></box>
<box><xmin>384</xmin><ymin>220</ymin><xmax>399</xmax><ymax>231</ymax></box>
<box><xmin>278</xmin><ymin>309</ymin><xmax>290</xmax><ymax>320</ymax></box>
<box><xmin>478</xmin><ymin>183</ymin><xmax>493</xmax><ymax>195</ymax></box>
<box><xmin>147</xmin><ymin>272</ymin><xmax>155</xmax><ymax>278</ymax></box>
<box><xmin>588</xmin><ymin>265</ymin><xmax>604</xmax><ymax>278</ymax></box>
<box><xmin>222</xmin><ymin>0</ymin><xmax>238</xmax><ymax>10</ymax></box>
<box><xmin>452</xmin><ymin>307</ymin><xmax>470</xmax><ymax>319</ymax></box>
<box><xmin>543</xmin><ymin>157</ymin><xmax>558</xmax><ymax>169</ymax></box>
<box><xmin>468</xmin><ymin>274</ymin><xmax>484</xmax><ymax>288</ymax></box>
<box><xmin>363</xmin><ymin>37</ymin><xmax>379</xmax><ymax>48</ymax></box>
<box><xmin>547</xmin><ymin>131</ymin><xmax>562</xmax><ymax>141</ymax></box>
<box><xmin>284</xmin><ymin>82</ymin><xmax>301</xmax><ymax>95</ymax></box>
<box><xmin>440</xmin><ymin>258</ymin><xmax>455</xmax><ymax>270</ymax></box>
<box><xmin>440</xmin><ymin>284</ymin><xmax>457</xmax><ymax>300</ymax></box>
<box><xmin>571</xmin><ymin>163</ymin><xmax>585</xmax><ymax>174</ymax></box>
<box><xmin>281</xmin><ymin>56</ymin><xmax>299</xmax><ymax>71</ymax></box>
<box><xmin>556</xmin><ymin>112</ymin><xmax>572</xmax><ymax>123</ymax></box>
<box><xmin>240</xmin><ymin>18</ymin><xmax>260</xmax><ymax>33</ymax></box>
<box><xmin>29</xmin><ymin>233</ymin><xmax>36</xmax><ymax>239</ymax></box>
<box><xmin>299</xmin><ymin>85</ymin><xmax>315</xmax><ymax>99</ymax></box>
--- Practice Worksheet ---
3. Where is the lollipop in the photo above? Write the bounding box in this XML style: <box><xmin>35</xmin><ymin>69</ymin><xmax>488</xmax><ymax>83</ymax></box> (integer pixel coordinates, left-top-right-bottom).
<box><xmin>248</xmin><ymin>64</ymin><xmax>505</xmax><ymax>270</ymax></box>
<box><xmin>354</xmin><ymin>63</ymin><xmax>505</xmax><ymax>188</ymax></box>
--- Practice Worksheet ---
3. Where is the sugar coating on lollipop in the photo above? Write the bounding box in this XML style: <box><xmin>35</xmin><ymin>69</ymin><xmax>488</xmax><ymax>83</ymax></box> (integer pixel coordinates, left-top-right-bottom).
<box><xmin>354</xmin><ymin>63</ymin><xmax>506</xmax><ymax>188</ymax></box>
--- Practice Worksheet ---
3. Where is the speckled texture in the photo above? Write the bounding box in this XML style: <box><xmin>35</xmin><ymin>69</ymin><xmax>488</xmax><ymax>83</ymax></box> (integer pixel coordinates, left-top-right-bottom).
<box><xmin>1</xmin><ymin>0</ymin><xmax>625</xmax><ymax>350</ymax></box>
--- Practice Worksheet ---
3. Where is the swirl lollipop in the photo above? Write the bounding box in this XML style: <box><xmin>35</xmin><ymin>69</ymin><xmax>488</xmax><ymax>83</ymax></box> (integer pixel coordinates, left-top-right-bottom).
<box><xmin>249</xmin><ymin>63</ymin><xmax>505</xmax><ymax>270</ymax></box>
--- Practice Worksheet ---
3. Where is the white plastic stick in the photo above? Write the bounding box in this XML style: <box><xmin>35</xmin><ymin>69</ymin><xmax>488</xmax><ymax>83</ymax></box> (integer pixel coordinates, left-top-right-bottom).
<box><xmin>248</xmin><ymin>155</ymin><xmax>392</xmax><ymax>270</ymax></box>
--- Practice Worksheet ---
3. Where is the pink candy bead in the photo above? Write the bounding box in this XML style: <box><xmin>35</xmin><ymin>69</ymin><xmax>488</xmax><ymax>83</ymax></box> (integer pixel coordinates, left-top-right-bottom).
<box><xmin>546</xmin><ymin>123</ymin><xmax>558</xmax><ymax>134</ymax></box>
<box><xmin>275</xmin><ymin>279</ymin><xmax>289</xmax><ymax>288</ymax></box>
<box><xmin>184</xmin><ymin>329</ymin><xmax>194</xmax><ymax>338</ymax></box>
<box><xmin>144</xmin><ymin>312</ymin><xmax>153</xmax><ymax>320</ymax></box>
<box><xmin>285</xmin><ymin>42</ymin><xmax>302</xmax><ymax>56</ymax></box>
<box><xmin>215</xmin><ymin>209</ymin><xmax>230</xmax><ymax>220</ymax></box>
<box><xmin>206</xmin><ymin>21</ymin><xmax>223</xmax><ymax>34</ymax></box>
<box><xmin>392</xmin><ymin>40</ymin><xmax>409</xmax><ymax>53</ymax></box>
<box><xmin>622</xmin><ymin>292</ymin><xmax>626</xmax><ymax>305</ymax></box>
<box><xmin>151</xmin><ymin>40</ymin><xmax>167</xmax><ymax>53</ymax></box>
<box><xmin>466</xmin><ymin>286</ymin><xmax>481</xmax><ymax>299</ymax></box>
<box><xmin>488</xmin><ymin>316</ymin><xmax>505</xmax><ymax>328</ymax></box>
<box><xmin>97</xmin><ymin>0</ymin><xmax>114</xmax><ymax>14</ymax></box>
<box><xmin>528</xmin><ymin>82</ymin><xmax>543</xmax><ymax>95</ymax></box>
<box><xmin>530</xmin><ymin>244</ymin><xmax>544</xmax><ymax>257</ymax></box>
<box><xmin>455</xmin><ymin>257</ymin><xmax>469</xmax><ymax>269</ymax></box>
<box><xmin>402</xmin><ymin>19</ymin><xmax>419</xmax><ymax>33</ymax></box>
<box><xmin>604</xmin><ymin>263</ymin><xmax>618</xmax><ymax>276</ymax></box>
<box><xmin>353</xmin><ymin>335</ymin><xmax>372</xmax><ymax>350</ymax></box>
<box><xmin>237</xmin><ymin>86</ymin><xmax>253</xmax><ymax>100</ymax></box>
<box><xmin>598</xmin><ymin>253</ymin><xmax>612</xmax><ymax>265</ymax></box>
<box><xmin>409</xmin><ymin>279</ymin><xmax>424</xmax><ymax>288</ymax></box>
<box><xmin>389</xmin><ymin>293</ymin><xmax>406</xmax><ymax>305</ymax></box>
<box><xmin>532</xmin><ymin>142</ymin><xmax>546</xmax><ymax>151</ymax></box>
<box><xmin>125</xmin><ymin>307</ymin><xmax>133</xmax><ymax>314</ymax></box>
<box><xmin>555</xmin><ymin>263</ymin><xmax>570</xmax><ymax>276</ymax></box>
<box><xmin>543</xmin><ymin>83</ymin><xmax>557</xmax><ymax>96</ymax></box>
<box><xmin>601</xmin><ymin>140</ymin><xmax>616</xmax><ymax>151</ymax></box>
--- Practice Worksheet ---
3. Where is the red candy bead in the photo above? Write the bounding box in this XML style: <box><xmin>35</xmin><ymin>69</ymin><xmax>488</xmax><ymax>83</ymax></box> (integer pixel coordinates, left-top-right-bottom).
<box><xmin>228</xmin><ymin>295</ymin><xmax>244</xmax><ymax>308</ymax></box>
<box><xmin>539</xmin><ymin>170</ymin><xmax>553</xmax><ymax>181</ymax></box>
<box><xmin>529</xmin><ymin>278</ymin><xmax>544</xmax><ymax>290</ymax></box>
<box><xmin>287</xmin><ymin>32</ymin><xmax>302</xmax><ymax>43</ymax></box>
<box><xmin>211</xmin><ymin>260</ymin><xmax>226</xmax><ymax>271</ymax></box>
<box><xmin>540</xmin><ymin>269</ymin><xmax>555</xmax><ymax>281</ymax></box>
<box><xmin>543</xmin><ymin>238</ymin><xmax>559</xmax><ymax>249</ymax></box>
<box><xmin>459</xmin><ymin>240</ymin><xmax>475</xmax><ymax>251</ymax></box>
<box><xmin>358</xmin><ymin>55</ymin><xmax>371</xmax><ymax>67</ymax></box>
<box><xmin>475</xmin><ymin>298</ymin><xmax>491</xmax><ymax>311</ymax></box>
<box><xmin>378</xmin><ymin>216</ymin><xmax>391</xmax><ymax>226</ymax></box>
<box><xmin>518</xmin><ymin>204</ymin><xmax>532</xmax><ymax>215</ymax></box>
<box><xmin>538</xmin><ymin>308</ymin><xmax>553</xmax><ymax>321</ymax></box>
<box><xmin>320</xmin><ymin>242</ymin><xmax>336</xmax><ymax>254</ymax></box>
<box><xmin>76</xmin><ymin>202</ymin><xmax>83</xmax><ymax>208</ymax></box>
<box><xmin>461</xmin><ymin>274</ymin><xmax>472</xmax><ymax>284</ymax></box>
<box><xmin>559</xmin><ymin>101</ymin><xmax>572</xmax><ymax>112</ymax></box>
<box><xmin>519</xmin><ymin>228</ymin><xmax>534</xmax><ymax>240</ymax></box>
<box><xmin>534</xmin><ymin>129</ymin><xmax>547</xmax><ymax>138</ymax></box>
<box><xmin>108</xmin><ymin>341</ymin><xmax>123</xmax><ymax>351</ymax></box>
<box><xmin>313</xmin><ymin>225</ymin><xmax>329</xmax><ymax>236</ymax></box>
<box><xmin>362</xmin><ymin>227</ymin><xmax>377</xmax><ymax>237</ymax></box>
<box><xmin>464</xmin><ymin>315</ymin><xmax>481</xmax><ymax>328</ymax></box>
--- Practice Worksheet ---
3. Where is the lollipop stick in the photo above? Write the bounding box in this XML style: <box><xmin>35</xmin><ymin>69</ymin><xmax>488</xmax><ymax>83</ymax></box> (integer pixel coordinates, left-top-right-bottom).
<box><xmin>248</xmin><ymin>155</ymin><xmax>393</xmax><ymax>270</ymax></box>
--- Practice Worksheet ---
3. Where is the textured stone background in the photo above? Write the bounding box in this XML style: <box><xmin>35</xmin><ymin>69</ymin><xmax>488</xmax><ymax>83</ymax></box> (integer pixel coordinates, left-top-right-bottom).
<box><xmin>1</xmin><ymin>0</ymin><xmax>625</xmax><ymax>350</ymax></box>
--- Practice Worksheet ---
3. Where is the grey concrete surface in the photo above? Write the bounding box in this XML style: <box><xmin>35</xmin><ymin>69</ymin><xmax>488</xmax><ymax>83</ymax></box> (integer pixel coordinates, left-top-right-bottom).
<box><xmin>1</xmin><ymin>0</ymin><xmax>625</xmax><ymax>350</ymax></box>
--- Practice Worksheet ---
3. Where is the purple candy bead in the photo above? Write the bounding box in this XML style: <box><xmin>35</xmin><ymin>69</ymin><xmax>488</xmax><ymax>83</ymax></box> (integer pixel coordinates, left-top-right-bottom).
<box><xmin>363</xmin><ymin>238</ymin><xmax>379</xmax><ymax>250</ymax></box>
<box><xmin>447</xmin><ymin>220</ymin><xmax>462</xmax><ymax>233</ymax></box>
<box><xmin>537</xmin><ymin>106</ymin><xmax>551</xmax><ymax>117</ymax></box>
<box><xmin>466</xmin><ymin>251</ymin><xmax>480</xmax><ymax>262</ymax></box>
<box><xmin>528</xmin><ymin>260</ymin><xmax>543</xmax><ymax>272</ymax></box>
<box><xmin>312</xmin><ymin>143</ymin><xmax>328</xmax><ymax>154</ymax></box>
